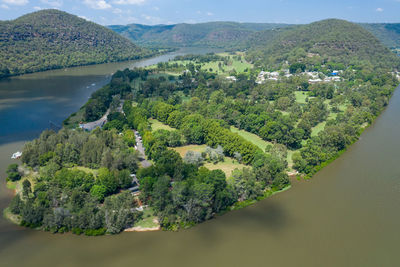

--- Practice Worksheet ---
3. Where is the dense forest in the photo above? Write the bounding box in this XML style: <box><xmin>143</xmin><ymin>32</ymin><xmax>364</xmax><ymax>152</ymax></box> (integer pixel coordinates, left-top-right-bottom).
<box><xmin>246</xmin><ymin>19</ymin><xmax>400</xmax><ymax>69</ymax></box>
<box><xmin>360</xmin><ymin>23</ymin><xmax>400</xmax><ymax>50</ymax></box>
<box><xmin>5</xmin><ymin>18</ymin><xmax>400</xmax><ymax>234</ymax></box>
<box><xmin>0</xmin><ymin>9</ymin><xmax>152</xmax><ymax>78</ymax></box>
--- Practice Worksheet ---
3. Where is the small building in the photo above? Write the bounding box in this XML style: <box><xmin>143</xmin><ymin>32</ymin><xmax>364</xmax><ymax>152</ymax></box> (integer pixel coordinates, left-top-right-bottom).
<box><xmin>226</xmin><ymin>76</ymin><xmax>237</xmax><ymax>82</ymax></box>
<box><xmin>309</xmin><ymin>78</ymin><xmax>323</xmax><ymax>84</ymax></box>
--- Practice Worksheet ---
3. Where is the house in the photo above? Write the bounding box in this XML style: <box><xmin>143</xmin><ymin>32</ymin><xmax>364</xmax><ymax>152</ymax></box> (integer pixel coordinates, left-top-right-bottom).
<box><xmin>309</xmin><ymin>78</ymin><xmax>323</xmax><ymax>84</ymax></box>
<box><xmin>226</xmin><ymin>76</ymin><xmax>237</xmax><ymax>82</ymax></box>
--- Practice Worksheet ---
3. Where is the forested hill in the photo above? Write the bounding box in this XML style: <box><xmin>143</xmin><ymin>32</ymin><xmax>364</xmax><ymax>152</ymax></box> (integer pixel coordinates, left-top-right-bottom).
<box><xmin>246</xmin><ymin>19</ymin><xmax>400</xmax><ymax>69</ymax></box>
<box><xmin>359</xmin><ymin>23</ymin><xmax>400</xmax><ymax>49</ymax></box>
<box><xmin>108</xmin><ymin>22</ymin><xmax>289</xmax><ymax>48</ymax></box>
<box><xmin>0</xmin><ymin>9</ymin><xmax>151</xmax><ymax>78</ymax></box>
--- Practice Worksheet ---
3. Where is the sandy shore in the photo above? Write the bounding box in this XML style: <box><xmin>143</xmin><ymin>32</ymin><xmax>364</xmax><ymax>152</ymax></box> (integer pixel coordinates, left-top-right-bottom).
<box><xmin>124</xmin><ymin>226</ymin><xmax>160</xmax><ymax>232</ymax></box>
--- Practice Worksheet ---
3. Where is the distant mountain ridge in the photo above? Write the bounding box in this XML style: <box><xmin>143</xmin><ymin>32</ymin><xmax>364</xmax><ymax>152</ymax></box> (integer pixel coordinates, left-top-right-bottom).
<box><xmin>108</xmin><ymin>22</ymin><xmax>290</xmax><ymax>48</ymax></box>
<box><xmin>0</xmin><ymin>9</ymin><xmax>151</xmax><ymax>78</ymax></box>
<box><xmin>109</xmin><ymin>21</ymin><xmax>400</xmax><ymax>55</ymax></box>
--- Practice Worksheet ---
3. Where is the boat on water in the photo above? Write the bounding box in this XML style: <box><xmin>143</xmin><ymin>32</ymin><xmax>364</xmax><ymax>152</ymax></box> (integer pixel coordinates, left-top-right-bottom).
<box><xmin>11</xmin><ymin>151</ymin><xmax>22</xmax><ymax>159</ymax></box>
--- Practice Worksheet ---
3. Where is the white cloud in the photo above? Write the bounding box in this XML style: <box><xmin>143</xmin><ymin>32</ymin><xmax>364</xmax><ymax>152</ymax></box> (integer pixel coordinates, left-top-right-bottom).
<box><xmin>83</xmin><ymin>0</ymin><xmax>111</xmax><ymax>9</ymax></box>
<box><xmin>376</xmin><ymin>7</ymin><xmax>384</xmax><ymax>12</ymax></box>
<box><xmin>206</xmin><ymin>12</ymin><xmax>214</xmax><ymax>16</ymax></box>
<box><xmin>33</xmin><ymin>6</ymin><xmax>41</xmax><ymax>10</ymax></box>
<box><xmin>0</xmin><ymin>3</ymin><xmax>9</xmax><ymax>8</ymax></box>
<box><xmin>40</xmin><ymin>0</ymin><xmax>62</xmax><ymax>7</ymax></box>
<box><xmin>79</xmin><ymin>15</ymin><xmax>90</xmax><ymax>21</ymax></box>
<box><xmin>2</xmin><ymin>0</ymin><xmax>29</xmax><ymax>5</ymax></box>
<box><xmin>112</xmin><ymin>0</ymin><xmax>145</xmax><ymax>4</ymax></box>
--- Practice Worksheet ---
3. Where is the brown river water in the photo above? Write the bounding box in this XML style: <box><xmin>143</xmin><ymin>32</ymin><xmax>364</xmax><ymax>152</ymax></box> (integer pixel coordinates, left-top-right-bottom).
<box><xmin>0</xmin><ymin>49</ymin><xmax>399</xmax><ymax>267</ymax></box>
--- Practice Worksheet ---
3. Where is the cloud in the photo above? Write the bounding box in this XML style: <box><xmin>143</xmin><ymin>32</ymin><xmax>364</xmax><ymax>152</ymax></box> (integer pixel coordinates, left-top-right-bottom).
<box><xmin>83</xmin><ymin>0</ymin><xmax>111</xmax><ymax>9</ymax></box>
<box><xmin>112</xmin><ymin>0</ymin><xmax>146</xmax><ymax>4</ymax></box>
<box><xmin>2</xmin><ymin>0</ymin><xmax>28</xmax><ymax>5</ymax></box>
<box><xmin>0</xmin><ymin>3</ymin><xmax>9</xmax><ymax>8</ymax></box>
<box><xmin>33</xmin><ymin>6</ymin><xmax>41</xmax><ymax>10</ymax></box>
<box><xmin>79</xmin><ymin>15</ymin><xmax>90</xmax><ymax>21</ymax></box>
<box><xmin>206</xmin><ymin>12</ymin><xmax>214</xmax><ymax>16</ymax></box>
<box><xmin>376</xmin><ymin>7</ymin><xmax>383</xmax><ymax>12</ymax></box>
<box><xmin>40</xmin><ymin>0</ymin><xmax>62</xmax><ymax>7</ymax></box>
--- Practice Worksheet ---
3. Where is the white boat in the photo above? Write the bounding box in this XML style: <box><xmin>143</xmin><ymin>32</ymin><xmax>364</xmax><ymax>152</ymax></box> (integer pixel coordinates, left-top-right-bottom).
<box><xmin>11</xmin><ymin>151</ymin><xmax>22</xmax><ymax>159</ymax></box>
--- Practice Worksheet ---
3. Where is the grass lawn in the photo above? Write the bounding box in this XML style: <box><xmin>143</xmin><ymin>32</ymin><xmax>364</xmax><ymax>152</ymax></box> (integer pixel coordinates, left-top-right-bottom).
<box><xmin>6</xmin><ymin>181</ymin><xmax>16</xmax><ymax>191</ymax></box>
<box><xmin>134</xmin><ymin>208</ymin><xmax>159</xmax><ymax>228</ymax></box>
<box><xmin>171</xmin><ymin>144</ymin><xmax>246</xmax><ymax>177</ymax></box>
<box><xmin>286</xmin><ymin>149</ymin><xmax>299</xmax><ymax>169</ymax></box>
<box><xmin>311</xmin><ymin>121</ymin><xmax>326</xmax><ymax>137</ymax></box>
<box><xmin>171</xmin><ymin>144</ymin><xmax>207</xmax><ymax>157</ymax></box>
<box><xmin>64</xmin><ymin>107</ymin><xmax>85</xmax><ymax>128</ymax></box>
<box><xmin>204</xmin><ymin>157</ymin><xmax>247</xmax><ymax>177</ymax></box>
<box><xmin>149</xmin><ymin>118</ymin><xmax>175</xmax><ymax>132</ymax></box>
<box><xmin>230</xmin><ymin>126</ymin><xmax>272</xmax><ymax>151</ymax></box>
<box><xmin>294</xmin><ymin>91</ymin><xmax>309</xmax><ymax>104</ymax></box>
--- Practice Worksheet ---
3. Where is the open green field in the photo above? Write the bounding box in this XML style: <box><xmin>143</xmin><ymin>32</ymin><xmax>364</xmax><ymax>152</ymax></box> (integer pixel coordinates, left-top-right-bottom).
<box><xmin>230</xmin><ymin>126</ymin><xmax>297</xmax><ymax>170</ymax></box>
<box><xmin>311</xmin><ymin>121</ymin><xmax>326</xmax><ymax>137</ymax></box>
<box><xmin>171</xmin><ymin>144</ymin><xmax>246</xmax><ymax>177</ymax></box>
<box><xmin>171</xmin><ymin>144</ymin><xmax>207</xmax><ymax>157</ymax></box>
<box><xmin>294</xmin><ymin>91</ymin><xmax>309</xmax><ymax>104</ymax></box>
<box><xmin>230</xmin><ymin>126</ymin><xmax>272</xmax><ymax>151</ymax></box>
<box><xmin>167</xmin><ymin>53</ymin><xmax>252</xmax><ymax>75</ymax></box>
<box><xmin>204</xmin><ymin>157</ymin><xmax>247</xmax><ymax>177</ymax></box>
<box><xmin>149</xmin><ymin>118</ymin><xmax>175</xmax><ymax>132</ymax></box>
<box><xmin>134</xmin><ymin>207</ymin><xmax>159</xmax><ymax>228</ymax></box>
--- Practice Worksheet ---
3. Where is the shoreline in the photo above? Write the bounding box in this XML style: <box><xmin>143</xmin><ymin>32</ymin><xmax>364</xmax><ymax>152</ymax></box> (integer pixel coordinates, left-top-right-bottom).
<box><xmin>124</xmin><ymin>226</ymin><xmax>161</xmax><ymax>232</ymax></box>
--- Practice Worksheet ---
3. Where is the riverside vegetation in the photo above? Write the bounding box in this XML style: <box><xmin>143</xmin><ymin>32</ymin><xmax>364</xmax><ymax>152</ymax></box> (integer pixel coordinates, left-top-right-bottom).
<box><xmin>4</xmin><ymin>19</ymin><xmax>400</xmax><ymax>235</ymax></box>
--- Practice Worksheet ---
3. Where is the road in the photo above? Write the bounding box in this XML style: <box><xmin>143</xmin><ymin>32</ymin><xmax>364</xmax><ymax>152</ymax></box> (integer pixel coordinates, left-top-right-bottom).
<box><xmin>80</xmin><ymin>109</ymin><xmax>110</xmax><ymax>131</ymax></box>
<box><xmin>134</xmin><ymin>130</ymin><xmax>152</xmax><ymax>168</ymax></box>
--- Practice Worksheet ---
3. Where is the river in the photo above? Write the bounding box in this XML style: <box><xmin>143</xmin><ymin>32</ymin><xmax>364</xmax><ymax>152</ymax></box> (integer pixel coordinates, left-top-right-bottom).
<box><xmin>0</xmin><ymin>49</ymin><xmax>400</xmax><ymax>266</ymax></box>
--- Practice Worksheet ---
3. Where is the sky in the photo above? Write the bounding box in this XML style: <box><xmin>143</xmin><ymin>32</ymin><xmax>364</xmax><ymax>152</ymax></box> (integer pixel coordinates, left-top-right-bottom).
<box><xmin>0</xmin><ymin>0</ymin><xmax>400</xmax><ymax>25</ymax></box>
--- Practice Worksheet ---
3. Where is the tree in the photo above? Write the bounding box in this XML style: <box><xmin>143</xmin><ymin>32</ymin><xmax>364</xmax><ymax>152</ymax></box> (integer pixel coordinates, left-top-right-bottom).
<box><xmin>90</xmin><ymin>185</ymin><xmax>107</xmax><ymax>202</ymax></box>
<box><xmin>22</xmin><ymin>179</ymin><xmax>32</xmax><ymax>199</ymax></box>
<box><xmin>6</xmin><ymin>163</ymin><xmax>21</xmax><ymax>181</ymax></box>
<box><xmin>184</xmin><ymin>151</ymin><xmax>204</xmax><ymax>166</ymax></box>
<box><xmin>104</xmin><ymin>192</ymin><xmax>138</xmax><ymax>234</ymax></box>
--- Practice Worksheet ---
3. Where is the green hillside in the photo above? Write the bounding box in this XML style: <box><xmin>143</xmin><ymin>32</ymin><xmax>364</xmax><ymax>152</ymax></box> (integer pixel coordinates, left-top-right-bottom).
<box><xmin>360</xmin><ymin>23</ymin><xmax>400</xmax><ymax>51</ymax></box>
<box><xmin>108</xmin><ymin>22</ymin><xmax>289</xmax><ymax>48</ymax></box>
<box><xmin>246</xmin><ymin>19</ymin><xmax>400</xmax><ymax>69</ymax></box>
<box><xmin>0</xmin><ymin>9</ymin><xmax>152</xmax><ymax>78</ymax></box>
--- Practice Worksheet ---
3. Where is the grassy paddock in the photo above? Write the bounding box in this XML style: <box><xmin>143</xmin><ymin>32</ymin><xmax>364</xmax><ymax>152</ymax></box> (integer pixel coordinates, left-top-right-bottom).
<box><xmin>149</xmin><ymin>118</ymin><xmax>175</xmax><ymax>132</ymax></box>
<box><xmin>311</xmin><ymin>121</ymin><xmax>326</xmax><ymax>137</ymax></box>
<box><xmin>294</xmin><ymin>91</ymin><xmax>309</xmax><ymax>104</ymax></box>
<box><xmin>230</xmin><ymin>126</ymin><xmax>272</xmax><ymax>151</ymax></box>
<box><xmin>204</xmin><ymin>158</ymin><xmax>247</xmax><ymax>177</ymax></box>
<box><xmin>171</xmin><ymin>144</ymin><xmax>246</xmax><ymax>177</ymax></box>
<box><xmin>171</xmin><ymin>144</ymin><xmax>207</xmax><ymax>158</ymax></box>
